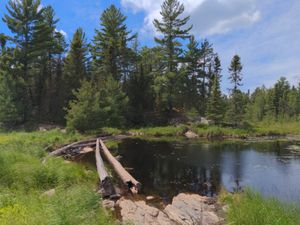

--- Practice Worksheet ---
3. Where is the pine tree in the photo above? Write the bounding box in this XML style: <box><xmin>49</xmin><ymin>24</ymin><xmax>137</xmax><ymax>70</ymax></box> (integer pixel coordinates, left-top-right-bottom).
<box><xmin>228</xmin><ymin>55</ymin><xmax>244</xmax><ymax>126</ymax></box>
<box><xmin>199</xmin><ymin>39</ymin><xmax>214</xmax><ymax>114</ymax></box>
<box><xmin>153</xmin><ymin>0</ymin><xmax>192</xmax><ymax>111</ymax></box>
<box><xmin>153</xmin><ymin>0</ymin><xmax>192</xmax><ymax>73</ymax></box>
<box><xmin>228</xmin><ymin>55</ymin><xmax>243</xmax><ymax>92</ymax></box>
<box><xmin>32</xmin><ymin>6</ymin><xmax>62</xmax><ymax>120</ymax></box>
<box><xmin>92</xmin><ymin>5</ymin><xmax>136</xmax><ymax>82</ymax></box>
<box><xmin>182</xmin><ymin>35</ymin><xmax>201</xmax><ymax>110</ymax></box>
<box><xmin>0</xmin><ymin>45</ymin><xmax>24</xmax><ymax>128</ymax></box>
<box><xmin>3</xmin><ymin>0</ymin><xmax>43</xmax><ymax>121</ymax></box>
<box><xmin>66</xmin><ymin>78</ymin><xmax>128</xmax><ymax>132</ymax></box>
<box><xmin>63</xmin><ymin>28</ymin><xmax>88</xmax><ymax>105</ymax></box>
<box><xmin>207</xmin><ymin>56</ymin><xmax>223</xmax><ymax>124</ymax></box>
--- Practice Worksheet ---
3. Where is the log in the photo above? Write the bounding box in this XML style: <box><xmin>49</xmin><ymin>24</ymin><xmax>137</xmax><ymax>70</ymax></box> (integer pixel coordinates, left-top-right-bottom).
<box><xmin>50</xmin><ymin>135</ymin><xmax>128</xmax><ymax>157</ymax></box>
<box><xmin>99</xmin><ymin>139</ymin><xmax>141</xmax><ymax>194</ymax></box>
<box><xmin>49</xmin><ymin>138</ymin><xmax>97</xmax><ymax>156</ymax></box>
<box><xmin>79</xmin><ymin>146</ymin><xmax>94</xmax><ymax>154</ymax></box>
<box><xmin>95</xmin><ymin>139</ymin><xmax>116</xmax><ymax>198</ymax></box>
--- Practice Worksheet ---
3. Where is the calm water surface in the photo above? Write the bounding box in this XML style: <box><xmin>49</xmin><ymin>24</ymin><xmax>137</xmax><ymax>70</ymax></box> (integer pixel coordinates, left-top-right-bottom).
<box><xmin>115</xmin><ymin>139</ymin><xmax>300</xmax><ymax>203</ymax></box>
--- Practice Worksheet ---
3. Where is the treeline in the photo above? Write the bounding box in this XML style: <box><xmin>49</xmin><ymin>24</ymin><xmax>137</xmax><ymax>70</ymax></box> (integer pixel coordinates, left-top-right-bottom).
<box><xmin>0</xmin><ymin>0</ymin><xmax>300</xmax><ymax>131</ymax></box>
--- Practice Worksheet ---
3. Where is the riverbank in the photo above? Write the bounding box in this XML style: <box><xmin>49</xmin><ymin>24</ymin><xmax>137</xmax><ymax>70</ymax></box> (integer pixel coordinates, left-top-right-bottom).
<box><xmin>220</xmin><ymin>190</ymin><xmax>300</xmax><ymax>225</ymax></box>
<box><xmin>98</xmin><ymin>121</ymin><xmax>300</xmax><ymax>140</ymax></box>
<box><xmin>0</xmin><ymin>130</ymin><xmax>115</xmax><ymax>225</ymax></box>
<box><xmin>1</xmin><ymin>130</ymin><xmax>300</xmax><ymax>225</ymax></box>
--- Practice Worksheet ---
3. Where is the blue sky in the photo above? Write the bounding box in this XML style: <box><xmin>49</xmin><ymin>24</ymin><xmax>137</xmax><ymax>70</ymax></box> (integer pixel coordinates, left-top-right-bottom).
<box><xmin>1</xmin><ymin>0</ymin><xmax>299</xmax><ymax>93</ymax></box>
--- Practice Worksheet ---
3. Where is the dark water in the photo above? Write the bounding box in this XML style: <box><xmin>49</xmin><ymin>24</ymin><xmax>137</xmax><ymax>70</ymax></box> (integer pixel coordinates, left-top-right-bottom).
<box><xmin>116</xmin><ymin>139</ymin><xmax>300</xmax><ymax>203</ymax></box>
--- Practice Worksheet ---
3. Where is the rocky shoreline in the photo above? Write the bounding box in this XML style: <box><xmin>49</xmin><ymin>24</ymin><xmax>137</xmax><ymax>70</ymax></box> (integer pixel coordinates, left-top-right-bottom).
<box><xmin>103</xmin><ymin>193</ymin><xmax>225</xmax><ymax>225</ymax></box>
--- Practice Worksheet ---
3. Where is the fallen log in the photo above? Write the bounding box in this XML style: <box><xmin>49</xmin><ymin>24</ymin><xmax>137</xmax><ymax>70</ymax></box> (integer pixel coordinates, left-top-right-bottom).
<box><xmin>79</xmin><ymin>146</ymin><xmax>94</xmax><ymax>154</ymax></box>
<box><xmin>49</xmin><ymin>138</ymin><xmax>97</xmax><ymax>156</ymax></box>
<box><xmin>95</xmin><ymin>139</ymin><xmax>116</xmax><ymax>198</ymax></box>
<box><xmin>50</xmin><ymin>135</ymin><xmax>129</xmax><ymax>157</ymax></box>
<box><xmin>99</xmin><ymin>139</ymin><xmax>141</xmax><ymax>194</ymax></box>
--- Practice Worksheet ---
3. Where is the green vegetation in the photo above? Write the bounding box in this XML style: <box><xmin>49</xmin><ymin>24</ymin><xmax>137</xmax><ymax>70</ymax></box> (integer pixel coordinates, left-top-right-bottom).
<box><xmin>126</xmin><ymin>121</ymin><xmax>300</xmax><ymax>139</ymax></box>
<box><xmin>129</xmin><ymin>125</ymin><xmax>187</xmax><ymax>137</ymax></box>
<box><xmin>1</xmin><ymin>0</ymin><xmax>300</xmax><ymax>131</ymax></box>
<box><xmin>221</xmin><ymin>190</ymin><xmax>300</xmax><ymax>225</ymax></box>
<box><xmin>0</xmin><ymin>130</ymin><xmax>114</xmax><ymax>225</ymax></box>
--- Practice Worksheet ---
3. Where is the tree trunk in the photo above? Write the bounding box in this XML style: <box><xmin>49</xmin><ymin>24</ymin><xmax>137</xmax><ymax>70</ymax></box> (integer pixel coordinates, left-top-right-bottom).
<box><xmin>95</xmin><ymin>139</ymin><xmax>116</xmax><ymax>198</ymax></box>
<box><xmin>99</xmin><ymin>139</ymin><xmax>141</xmax><ymax>194</ymax></box>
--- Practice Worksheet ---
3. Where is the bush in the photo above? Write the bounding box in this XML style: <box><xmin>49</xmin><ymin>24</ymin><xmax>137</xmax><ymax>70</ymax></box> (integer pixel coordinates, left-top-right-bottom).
<box><xmin>66</xmin><ymin>79</ymin><xmax>128</xmax><ymax>132</ymax></box>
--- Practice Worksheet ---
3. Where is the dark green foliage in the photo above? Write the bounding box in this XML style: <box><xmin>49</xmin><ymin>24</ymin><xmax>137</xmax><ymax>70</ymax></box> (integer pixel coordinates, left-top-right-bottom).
<box><xmin>63</xmin><ymin>28</ymin><xmax>88</xmax><ymax>105</ymax></box>
<box><xmin>228</xmin><ymin>55</ymin><xmax>243</xmax><ymax>92</ymax></box>
<box><xmin>207</xmin><ymin>56</ymin><xmax>223</xmax><ymax>124</ymax></box>
<box><xmin>153</xmin><ymin>0</ymin><xmax>192</xmax><ymax>111</ymax></box>
<box><xmin>1</xmin><ymin>0</ymin><xmax>300</xmax><ymax>131</ymax></box>
<box><xmin>227</xmin><ymin>55</ymin><xmax>245</xmax><ymax>126</ymax></box>
<box><xmin>0</xmin><ymin>42</ymin><xmax>25</xmax><ymax>128</ymax></box>
<box><xmin>66</xmin><ymin>78</ymin><xmax>128</xmax><ymax>132</ymax></box>
<box><xmin>91</xmin><ymin>4</ymin><xmax>136</xmax><ymax>82</ymax></box>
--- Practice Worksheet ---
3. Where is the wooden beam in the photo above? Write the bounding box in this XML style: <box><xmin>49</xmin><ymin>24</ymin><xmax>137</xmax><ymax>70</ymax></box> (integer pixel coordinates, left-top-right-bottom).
<box><xmin>99</xmin><ymin>139</ymin><xmax>141</xmax><ymax>194</ymax></box>
<box><xmin>95</xmin><ymin>139</ymin><xmax>116</xmax><ymax>198</ymax></box>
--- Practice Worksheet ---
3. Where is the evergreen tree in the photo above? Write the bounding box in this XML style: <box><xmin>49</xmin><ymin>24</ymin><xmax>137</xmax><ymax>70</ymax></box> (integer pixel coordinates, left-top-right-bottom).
<box><xmin>92</xmin><ymin>5</ymin><xmax>136</xmax><ymax>82</ymax></box>
<box><xmin>153</xmin><ymin>0</ymin><xmax>192</xmax><ymax>72</ymax></box>
<box><xmin>246</xmin><ymin>87</ymin><xmax>267</xmax><ymax>122</ymax></box>
<box><xmin>153</xmin><ymin>0</ymin><xmax>192</xmax><ymax>111</ymax></box>
<box><xmin>66</xmin><ymin>78</ymin><xmax>128</xmax><ymax>132</ymax></box>
<box><xmin>199</xmin><ymin>39</ymin><xmax>214</xmax><ymax>114</ymax></box>
<box><xmin>228</xmin><ymin>55</ymin><xmax>243</xmax><ymax>92</ymax></box>
<box><xmin>207</xmin><ymin>56</ymin><xmax>223</xmax><ymax>124</ymax></box>
<box><xmin>182</xmin><ymin>35</ymin><xmax>201</xmax><ymax>110</ymax></box>
<box><xmin>228</xmin><ymin>55</ymin><xmax>244</xmax><ymax>126</ymax></box>
<box><xmin>273</xmin><ymin>77</ymin><xmax>290</xmax><ymax>120</ymax></box>
<box><xmin>3</xmin><ymin>0</ymin><xmax>43</xmax><ymax>121</ymax></box>
<box><xmin>0</xmin><ymin>45</ymin><xmax>24</xmax><ymax>128</ymax></box>
<box><xmin>63</xmin><ymin>28</ymin><xmax>88</xmax><ymax>105</ymax></box>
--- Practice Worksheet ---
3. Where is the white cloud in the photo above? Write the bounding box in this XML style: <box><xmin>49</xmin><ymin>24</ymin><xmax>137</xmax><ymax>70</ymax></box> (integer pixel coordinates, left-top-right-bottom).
<box><xmin>122</xmin><ymin>0</ymin><xmax>300</xmax><ymax>91</ymax></box>
<box><xmin>55</xmin><ymin>29</ymin><xmax>67</xmax><ymax>37</ymax></box>
<box><xmin>212</xmin><ymin>0</ymin><xmax>300</xmax><ymax>91</ymax></box>
<box><xmin>121</xmin><ymin>0</ymin><xmax>261</xmax><ymax>36</ymax></box>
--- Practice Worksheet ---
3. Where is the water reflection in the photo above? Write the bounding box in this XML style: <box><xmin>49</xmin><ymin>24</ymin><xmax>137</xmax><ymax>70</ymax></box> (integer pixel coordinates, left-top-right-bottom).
<box><xmin>117</xmin><ymin>139</ymin><xmax>300</xmax><ymax>203</ymax></box>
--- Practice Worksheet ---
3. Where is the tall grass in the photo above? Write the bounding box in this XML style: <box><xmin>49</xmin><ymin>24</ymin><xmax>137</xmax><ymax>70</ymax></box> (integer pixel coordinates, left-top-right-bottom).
<box><xmin>129</xmin><ymin>125</ymin><xmax>187</xmax><ymax>137</ymax></box>
<box><xmin>0</xmin><ymin>130</ymin><xmax>115</xmax><ymax>225</ymax></box>
<box><xmin>221</xmin><ymin>190</ymin><xmax>300</xmax><ymax>225</ymax></box>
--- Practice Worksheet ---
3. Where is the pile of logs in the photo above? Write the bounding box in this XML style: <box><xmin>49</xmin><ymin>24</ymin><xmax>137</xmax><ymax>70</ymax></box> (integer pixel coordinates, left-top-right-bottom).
<box><xmin>50</xmin><ymin>136</ymin><xmax>141</xmax><ymax>199</ymax></box>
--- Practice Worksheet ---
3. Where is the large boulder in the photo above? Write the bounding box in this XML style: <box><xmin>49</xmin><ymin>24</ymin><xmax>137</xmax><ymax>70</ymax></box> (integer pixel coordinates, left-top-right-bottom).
<box><xmin>117</xmin><ymin>193</ymin><xmax>223</xmax><ymax>225</ymax></box>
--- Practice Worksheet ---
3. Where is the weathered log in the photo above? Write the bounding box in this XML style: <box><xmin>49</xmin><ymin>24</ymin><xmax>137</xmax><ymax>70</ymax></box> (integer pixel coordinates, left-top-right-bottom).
<box><xmin>50</xmin><ymin>135</ymin><xmax>128</xmax><ymax>157</ymax></box>
<box><xmin>49</xmin><ymin>138</ymin><xmax>97</xmax><ymax>156</ymax></box>
<box><xmin>95</xmin><ymin>139</ymin><xmax>116</xmax><ymax>198</ymax></box>
<box><xmin>99</xmin><ymin>139</ymin><xmax>141</xmax><ymax>194</ymax></box>
<box><xmin>79</xmin><ymin>146</ymin><xmax>94</xmax><ymax>154</ymax></box>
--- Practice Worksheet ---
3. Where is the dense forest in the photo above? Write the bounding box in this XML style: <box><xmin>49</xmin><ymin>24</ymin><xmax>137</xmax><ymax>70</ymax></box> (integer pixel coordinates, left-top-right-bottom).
<box><xmin>1</xmin><ymin>0</ymin><xmax>300</xmax><ymax>131</ymax></box>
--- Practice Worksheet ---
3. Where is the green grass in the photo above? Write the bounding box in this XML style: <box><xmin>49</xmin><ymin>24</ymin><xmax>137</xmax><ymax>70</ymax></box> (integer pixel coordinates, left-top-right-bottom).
<box><xmin>0</xmin><ymin>130</ymin><xmax>115</xmax><ymax>225</ymax></box>
<box><xmin>128</xmin><ymin>125</ymin><xmax>187</xmax><ymax>137</ymax></box>
<box><xmin>124</xmin><ymin>122</ymin><xmax>300</xmax><ymax>139</ymax></box>
<box><xmin>220</xmin><ymin>190</ymin><xmax>300</xmax><ymax>225</ymax></box>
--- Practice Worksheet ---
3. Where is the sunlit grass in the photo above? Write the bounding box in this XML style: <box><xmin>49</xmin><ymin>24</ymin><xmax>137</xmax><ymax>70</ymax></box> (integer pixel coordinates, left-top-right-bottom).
<box><xmin>0</xmin><ymin>130</ymin><xmax>115</xmax><ymax>225</ymax></box>
<box><xmin>220</xmin><ymin>190</ymin><xmax>300</xmax><ymax>225</ymax></box>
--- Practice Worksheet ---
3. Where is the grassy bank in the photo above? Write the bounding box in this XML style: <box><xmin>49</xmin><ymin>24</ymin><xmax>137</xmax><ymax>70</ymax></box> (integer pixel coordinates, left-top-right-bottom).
<box><xmin>125</xmin><ymin>122</ymin><xmax>300</xmax><ymax>139</ymax></box>
<box><xmin>221</xmin><ymin>190</ymin><xmax>300</xmax><ymax>225</ymax></box>
<box><xmin>0</xmin><ymin>130</ymin><xmax>115</xmax><ymax>225</ymax></box>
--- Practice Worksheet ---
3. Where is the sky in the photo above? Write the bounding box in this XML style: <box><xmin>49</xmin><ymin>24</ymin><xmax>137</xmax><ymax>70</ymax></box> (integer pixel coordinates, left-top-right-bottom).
<box><xmin>0</xmin><ymin>0</ymin><xmax>299</xmax><ymax>93</ymax></box>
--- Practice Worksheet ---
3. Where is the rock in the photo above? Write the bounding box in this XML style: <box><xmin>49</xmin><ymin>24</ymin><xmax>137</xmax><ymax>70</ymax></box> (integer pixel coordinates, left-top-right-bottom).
<box><xmin>118</xmin><ymin>193</ymin><xmax>222</xmax><ymax>225</ymax></box>
<box><xmin>146</xmin><ymin>196</ymin><xmax>155</xmax><ymax>201</ymax></box>
<box><xmin>118</xmin><ymin>198</ymin><xmax>173</xmax><ymax>225</ymax></box>
<box><xmin>102</xmin><ymin>199</ymin><xmax>115</xmax><ymax>210</ymax></box>
<box><xmin>164</xmin><ymin>194</ymin><xmax>220</xmax><ymax>225</ymax></box>
<box><xmin>41</xmin><ymin>189</ymin><xmax>55</xmax><ymax>197</ymax></box>
<box><xmin>184</xmin><ymin>130</ymin><xmax>199</xmax><ymax>139</ymax></box>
